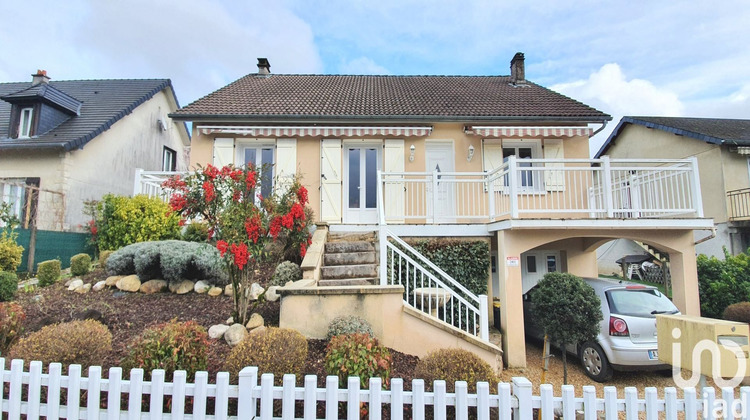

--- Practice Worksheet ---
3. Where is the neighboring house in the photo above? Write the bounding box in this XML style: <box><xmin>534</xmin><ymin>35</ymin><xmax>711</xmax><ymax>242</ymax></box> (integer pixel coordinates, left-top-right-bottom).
<box><xmin>152</xmin><ymin>54</ymin><xmax>711</xmax><ymax>368</ymax></box>
<box><xmin>0</xmin><ymin>70</ymin><xmax>190</xmax><ymax>232</ymax></box>
<box><xmin>595</xmin><ymin>116</ymin><xmax>750</xmax><ymax>258</ymax></box>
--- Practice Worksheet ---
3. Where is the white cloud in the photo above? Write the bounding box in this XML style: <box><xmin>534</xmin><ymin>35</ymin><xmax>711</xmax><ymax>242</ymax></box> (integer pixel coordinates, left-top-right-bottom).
<box><xmin>338</xmin><ymin>57</ymin><xmax>390</xmax><ymax>75</ymax></box>
<box><xmin>552</xmin><ymin>63</ymin><xmax>685</xmax><ymax>156</ymax></box>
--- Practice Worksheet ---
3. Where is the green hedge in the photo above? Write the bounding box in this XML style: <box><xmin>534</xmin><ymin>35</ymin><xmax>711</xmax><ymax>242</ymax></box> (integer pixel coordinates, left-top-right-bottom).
<box><xmin>95</xmin><ymin>194</ymin><xmax>181</xmax><ymax>252</ymax></box>
<box><xmin>407</xmin><ymin>238</ymin><xmax>489</xmax><ymax>295</ymax></box>
<box><xmin>697</xmin><ymin>250</ymin><xmax>750</xmax><ymax>319</ymax></box>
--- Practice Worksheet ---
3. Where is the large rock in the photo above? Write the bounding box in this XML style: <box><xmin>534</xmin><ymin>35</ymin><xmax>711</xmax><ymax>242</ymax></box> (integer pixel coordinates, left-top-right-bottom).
<box><xmin>224</xmin><ymin>283</ymin><xmax>234</xmax><ymax>296</ymax></box>
<box><xmin>208</xmin><ymin>324</ymin><xmax>230</xmax><ymax>339</ymax></box>
<box><xmin>170</xmin><ymin>280</ymin><xmax>194</xmax><ymax>295</ymax></box>
<box><xmin>246</xmin><ymin>313</ymin><xmax>264</xmax><ymax>330</ymax></box>
<box><xmin>224</xmin><ymin>323</ymin><xmax>247</xmax><ymax>347</ymax></box>
<box><xmin>105</xmin><ymin>275</ymin><xmax>123</xmax><ymax>287</ymax></box>
<box><xmin>249</xmin><ymin>283</ymin><xmax>265</xmax><ymax>300</ymax></box>
<box><xmin>67</xmin><ymin>279</ymin><xmax>84</xmax><ymax>291</ymax></box>
<box><xmin>116</xmin><ymin>275</ymin><xmax>141</xmax><ymax>292</ymax></box>
<box><xmin>75</xmin><ymin>283</ymin><xmax>91</xmax><ymax>294</ymax></box>
<box><xmin>248</xmin><ymin>325</ymin><xmax>267</xmax><ymax>336</ymax></box>
<box><xmin>140</xmin><ymin>279</ymin><xmax>167</xmax><ymax>294</ymax></box>
<box><xmin>265</xmin><ymin>286</ymin><xmax>280</xmax><ymax>302</ymax></box>
<box><xmin>194</xmin><ymin>280</ymin><xmax>211</xmax><ymax>294</ymax></box>
<box><xmin>207</xmin><ymin>286</ymin><xmax>223</xmax><ymax>297</ymax></box>
<box><xmin>92</xmin><ymin>280</ymin><xmax>107</xmax><ymax>292</ymax></box>
<box><xmin>65</xmin><ymin>277</ymin><xmax>81</xmax><ymax>287</ymax></box>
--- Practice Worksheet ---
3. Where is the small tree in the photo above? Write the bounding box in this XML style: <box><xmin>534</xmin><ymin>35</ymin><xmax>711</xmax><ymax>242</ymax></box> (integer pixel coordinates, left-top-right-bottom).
<box><xmin>165</xmin><ymin>164</ymin><xmax>312</xmax><ymax>324</ymax></box>
<box><xmin>529</xmin><ymin>272</ymin><xmax>602</xmax><ymax>384</ymax></box>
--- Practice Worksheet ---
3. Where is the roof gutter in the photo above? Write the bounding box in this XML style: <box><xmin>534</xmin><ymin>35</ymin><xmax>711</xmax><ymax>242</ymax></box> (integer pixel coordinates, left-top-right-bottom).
<box><xmin>591</xmin><ymin>120</ymin><xmax>609</xmax><ymax>137</ymax></box>
<box><xmin>168</xmin><ymin>113</ymin><xmax>611</xmax><ymax>124</ymax></box>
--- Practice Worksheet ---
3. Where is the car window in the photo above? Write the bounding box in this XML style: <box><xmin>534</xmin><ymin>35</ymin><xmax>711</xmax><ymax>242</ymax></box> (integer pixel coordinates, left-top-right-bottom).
<box><xmin>606</xmin><ymin>289</ymin><xmax>678</xmax><ymax>318</ymax></box>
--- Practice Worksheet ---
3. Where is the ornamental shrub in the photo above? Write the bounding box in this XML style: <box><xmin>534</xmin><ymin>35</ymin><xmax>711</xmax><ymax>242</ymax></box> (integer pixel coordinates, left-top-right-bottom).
<box><xmin>107</xmin><ymin>241</ymin><xmax>227</xmax><ymax>285</ymax></box>
<box><xmin>723</xmin><ymin>302</ymin><xmax>750</xmax><ymax>324</ymax></box>
<box><xmin>271</xmin><ymin>260</ymin><xmax>302</xmax><ymax>286</ymax></box>
<box><xmin>697</xmin><ymin>251</ymin><xmax>750</xmax><ymax>319</ymax></box>
<box><xmin>70</xmin><ymin>253</ymin><xmax>92</xmax><ymax>276</ymax></box>
<box><xmin>224</xmin><ymin>328</ymin><xmax>308</xmax><ymax>385</ymax></box>
<box><xmin>9</xmin><ymin>319</ymin><xmax>112</xmax><ymax>370</ymax></box>
<box><xmin>325</xmin><ymin>334</ymin><xmax>391</xmax><ymax>388</ymax></box>
<box><xmin>121</xmin><ymin>320</ymin><xmax>209</xmax><ymax>380</ymax></box>
<box><xmin>326</xmin><ymin>315</ymin><xmax>375</xmax><ymax>340</ymax></box>
<box><xmin>98</xmin><ymin>250</ymin><xmax>114</xmax><ymax>268</ymax></box>
<box><xmin>0</xmin><ymin>271</ymin><xmax>18</xmax><ymax>301</ymax></box>
<box><xmin>36</xmin><ymin>259</ymin><xmax>61</xmax><ymax>287</ymax></box>
<box><xmin>93</xmin><ymin>194</ymin><xmax>180</xmax><ymax>252</ymax></box>
<box><xmin>0</xmin><ymin>231</ymin><xmax>24</xmax><ymax>272</ymax></box>
<box><xmin>415</xmin><ymin>348</ymin><xmax>497</xmax><ymax>393</ymax></box>
<box><xmin>0</xmin><ymin>302</ymin><xmax>25</xmax><ymax>355</ymax></box>
<box><xmin>182</xmin><ymin>222</ymin><xmax>209</xmax><ymax>242</ymax></box>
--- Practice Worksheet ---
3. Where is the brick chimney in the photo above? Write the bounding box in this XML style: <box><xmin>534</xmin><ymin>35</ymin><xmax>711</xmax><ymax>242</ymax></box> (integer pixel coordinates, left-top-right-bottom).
<box><xmin>257</xmin><ymin>58</ymin><xmax>271</xmax><ymax>75</ymax></box>
<box><xmin>31</xmin><ymin>69</ymin><xmax>50</xmax><ymax>85</ymax></box>
<box><xmin>510</xmin><ymin>53</ymin><xmax>525</xmax><ymax>84</ymax></box>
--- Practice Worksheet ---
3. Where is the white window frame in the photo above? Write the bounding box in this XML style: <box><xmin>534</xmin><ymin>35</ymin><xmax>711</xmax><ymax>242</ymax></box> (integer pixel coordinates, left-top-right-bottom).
<box><xmin>162</xmin><ymin>147</ymin><xmax>176</xmax><ymax>171</ymax></box>
<box><xmin>235</xmin><ymin>138</ymin><xmax>276</xmax><ymax>198</ymax></box>
<box><xmin>0</xmin><ymin>179</ymin><xmax>26</xmax><ymax>226</ymax></box>
<box><xmin>19</xmin><ymin>107</ymin><xmax>33</xmax><ymax>138</ymax></box>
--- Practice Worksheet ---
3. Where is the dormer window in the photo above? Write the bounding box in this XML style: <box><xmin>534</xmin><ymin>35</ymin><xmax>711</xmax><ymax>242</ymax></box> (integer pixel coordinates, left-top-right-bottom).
<box><xmin>19</xmin><ymin>107</ymin><xmax>33</xmax><ymax>138</ymax></box>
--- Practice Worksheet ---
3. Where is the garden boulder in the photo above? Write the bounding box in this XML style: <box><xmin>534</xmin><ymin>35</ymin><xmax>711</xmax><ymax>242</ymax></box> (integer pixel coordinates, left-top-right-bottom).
<box><xmin>169</xmin><ymin>280</ymin><xmax>194</xmax><ymax>294</ymax></box>
<box><xmin>116</xmin><ymin>275</ymin><xmax>141</xmax><ymax>292</ymax></box>
<box><xmin>140</xmin><ymin>279</ymin><xmax>167</xmax><ymax>294</ymax></box>
<box><xmin>92</xmin><ymin>280</ymin><xmax>107</xmax><ymax>292</ymax></box>
<box><xmin>105</xmin><ymin>275</ymin><xmax>123</xmax><ymax>287</ymax></box>
<box><xmin>265</xmin><ymin>286</ymin><xmax>280</xmax><ymax>302</ymax></box>
<box><xmin>224</xmin><ymin>323</ymin><xmax>247</xmax><ymax>347</ymax></box>
<box><xmin>208</xmin><ymin>324</ymin><xmax>230</xmax><ymax>339</ymax></box>
<box><xmin>246</xmin><ymin>313</ymin><xmax>264</xmax><ymax>330</ymax></box>
<box><xmin>208</xmin><ymin>286</ymin><xmax>222</xmax><ymax>297</ymax></box>
<box><xmin>249</xmin><ymin>283</ymin><xmax>264</xmax><ymax>300</ymax></box>
<box><xmin>67</xmin><ymin>279</ymin><xmax>84</xmax><ymax>291</ymax></box>
<box><xmin>194</xmin><ymin>280</ymin><xmax>211</xmax><ymax>294</ymax></box>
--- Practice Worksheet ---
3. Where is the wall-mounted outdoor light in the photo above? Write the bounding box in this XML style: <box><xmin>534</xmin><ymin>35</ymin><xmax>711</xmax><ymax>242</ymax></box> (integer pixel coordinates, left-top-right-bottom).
<box><xmin>467</xmin><ymin>144</ymin><xmax>475</xmax><ymax>162</ymax></box>
<box><xmin>409</xmin><ymin>144</ymin><xmax>416</xmax><ymax>162</ymax></box>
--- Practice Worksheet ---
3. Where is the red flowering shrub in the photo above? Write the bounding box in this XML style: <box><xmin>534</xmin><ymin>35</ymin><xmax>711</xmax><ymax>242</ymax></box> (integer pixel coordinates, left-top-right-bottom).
<box><xmin>163</xmin><ymin>164</ymin><xmax>312</xmax><ymax>323</ymax></box>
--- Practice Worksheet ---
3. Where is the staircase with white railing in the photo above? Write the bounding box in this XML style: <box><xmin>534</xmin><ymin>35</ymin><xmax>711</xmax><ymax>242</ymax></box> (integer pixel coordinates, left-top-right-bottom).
<box><xmin>377</xmin><ymin>171</ymin><xmax>491</xmax><ymax>343</ymax></box>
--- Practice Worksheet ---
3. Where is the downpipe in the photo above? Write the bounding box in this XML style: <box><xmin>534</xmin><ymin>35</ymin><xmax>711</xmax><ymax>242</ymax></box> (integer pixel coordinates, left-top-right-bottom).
<box><xmin>694</xmin><ymin>227</ymin><xmax>717</xmax><ymax>246</ymax></box>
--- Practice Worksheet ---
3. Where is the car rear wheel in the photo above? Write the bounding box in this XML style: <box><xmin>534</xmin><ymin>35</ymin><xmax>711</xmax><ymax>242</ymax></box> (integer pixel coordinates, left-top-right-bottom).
<box><xmin>579</xmin><ymin>341</ymin><xmax>613</xmax><ymax>382</ymax></box>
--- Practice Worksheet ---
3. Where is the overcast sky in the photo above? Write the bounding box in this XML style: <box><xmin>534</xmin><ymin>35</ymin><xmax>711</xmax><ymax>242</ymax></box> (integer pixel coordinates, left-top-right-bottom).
<box><xmin>1</xmin><ymin>0</ymin><xmax>748</xmax><ymax>156</ymax></box>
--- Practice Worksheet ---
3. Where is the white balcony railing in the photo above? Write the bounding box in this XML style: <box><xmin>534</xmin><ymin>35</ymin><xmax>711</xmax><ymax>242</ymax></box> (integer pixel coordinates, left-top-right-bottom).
<box><xmin>379</xmin><ymin>156</ymin><xmax>703</xmax><ymax>223</ymax></box>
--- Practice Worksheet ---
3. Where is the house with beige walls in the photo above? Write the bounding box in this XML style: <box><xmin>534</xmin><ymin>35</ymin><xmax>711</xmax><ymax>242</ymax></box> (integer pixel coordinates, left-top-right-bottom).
<box><xmin>0</xmin><ymin>71</ymin><xmax>190</xmax><ymax>232</ymax></box>
<box><xmin>596</xmin><ymin>117</ymin><xmax>750</xmax><ymax>259</ymax></box>
<box><xmin>155</xmin><ymin>54</ymin><xmax>713</xmax><ymax>369</ymax></box>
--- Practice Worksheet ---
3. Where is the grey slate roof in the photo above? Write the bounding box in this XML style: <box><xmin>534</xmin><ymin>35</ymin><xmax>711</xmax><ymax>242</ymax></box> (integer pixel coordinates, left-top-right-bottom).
<box><xmin>171</xmin><ymin>74</ymin><xmax>611</xmax><ymax>123</ymax></box>
<box><xmin>596</xmin><ymin>116</ymin><xmax>750</xmax><ymax>157</ymax></box>
<box><xmin>0</xmin><ymin>79</ymin><xmax>175</xmax><ymax>151</ymax></box>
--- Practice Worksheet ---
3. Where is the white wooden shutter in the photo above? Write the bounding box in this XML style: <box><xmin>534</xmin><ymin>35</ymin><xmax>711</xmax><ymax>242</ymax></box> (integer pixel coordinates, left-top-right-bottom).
<box><xmin>320</xmin><ymin>139</ymin><xmax>342</xmax><ymax>223</ymax></box>
<box><xmin>483</xmin><ymin>142</ymin><xmax>504</xmax><ymax>191</ymax></box>
<box><xmin>275</xmin><ymin>138</ymin><xmax>297</xmax><ymax>193</ymax></box>
<box><xmin>213</xmin><ymin>138</ymin><xmax>235</xmax><ymax>167</ymax></box>
<box><xmin>384</xmin><ymin>139</ymin><xmax>405</xmax><ymax>223</ymax></box>
<box><xmin>543</xmin><ymin>139</ymin><xmax>565</xmax><ymax>191</ymax></box>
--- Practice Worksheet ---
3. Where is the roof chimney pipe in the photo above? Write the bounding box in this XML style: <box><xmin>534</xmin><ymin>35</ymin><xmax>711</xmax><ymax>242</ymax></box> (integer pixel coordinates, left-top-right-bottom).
<box><xmin>31</xmin><ymin>69</ymin><xmax>50</xmax><ymax>85</ymax></box>
<box><xmin>257</xmin><ymin>58</ymin><xmax>271</xmax><ymax>75</ymax></box>
<box><xmin>510</xmin><ymin>52</ymin><xmax>525</xmax><ymax>84</ymax></box>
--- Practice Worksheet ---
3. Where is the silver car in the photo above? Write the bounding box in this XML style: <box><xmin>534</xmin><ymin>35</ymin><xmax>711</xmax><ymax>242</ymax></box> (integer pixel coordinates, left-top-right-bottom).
<box><xmin>523</xmin><ymin>277</ymin><xmax>680</xmax><ymax>382</ymax></box>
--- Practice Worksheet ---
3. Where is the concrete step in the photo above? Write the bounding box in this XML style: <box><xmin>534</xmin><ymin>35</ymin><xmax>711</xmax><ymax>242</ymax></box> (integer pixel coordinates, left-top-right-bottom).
<box><xmin>321</xmin><ymin>264</ymin><xmax>378</xmax><ymax>280</ymax></box>
<box><xmin>318</xmin><ymin>278</ymin><xmax>377</xmax><ymax>286</ymax></box>
<box><xmin>325</xmin><ymin>241</ymin><xmax>375</xmax><ymax>254</ymax></box>
<box><xmin>324</xmin><ymin>251</ymin><xmax>376</xmax><ymax>266</ymax></box>
<box><xmin>328</xmin><ymin>232</ymin><xmax>377</xmax><ymax>243</ymax></box>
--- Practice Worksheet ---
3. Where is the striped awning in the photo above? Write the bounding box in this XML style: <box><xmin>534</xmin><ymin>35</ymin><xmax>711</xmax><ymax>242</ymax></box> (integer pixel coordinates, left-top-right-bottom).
<box><xmin>465</xmin><ymin>126</ymin><xmax>593</xmax><ymax>138</ymax></box>
<box><xmin>197</xmin><ymin>125</ymin><xmax>433</xmax><ymax>137</ymax></box>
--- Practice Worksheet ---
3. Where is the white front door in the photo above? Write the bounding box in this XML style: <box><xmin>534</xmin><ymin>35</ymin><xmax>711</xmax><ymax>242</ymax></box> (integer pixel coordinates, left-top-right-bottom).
<box><xmin>425</xmin><ymin>142</ymin><xmax>455</xmax><ymax>222</ymax></box>
<box><xmin>521</xmin><ymin>251</ymin><xmax>561</xmax><ymax>294</ymax></box>
<box><xmin>344</xmin><ymin>143</ymin><xmax>381</xmax><ymax>224</ymax></box>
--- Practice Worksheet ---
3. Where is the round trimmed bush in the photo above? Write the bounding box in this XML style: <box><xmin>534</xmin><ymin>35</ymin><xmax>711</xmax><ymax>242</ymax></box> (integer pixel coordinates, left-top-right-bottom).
<box><xmin>325</xmin><ymin>333</ymin><xmax>391</xmax><ymax>388</ymax></box>
<box><xmin>224</xmin><ymin>327</ymin><xmax>308</xmax><ymax>384</ymax></box>
<box><xmin>415</xmin><ymin>348</ymin><xmax>497</xmax><ymax>392</ymax></box>
<box><xmin>723</xmin><ymin>302</ymin><xmax>750</xmax><ymax>324</ymax></box>
<box><xmin>327</xmin><ymin>315</ymin><xmax>374</xmax><ymax>340</ymax></box>
<box><xmin>70</xmin><ymin>253</ymin><xmax>92</xmax><ymax>276</ymax></box>
<box><xmin>0</xmin><ymin>232</ymin><xmax>24</xmax><ymax>272</ymax></box>
<box><xmin>0</xmin><ymin>271</ymin><xmax>18</xmax><ymax>301</ymax></box>
<box><xmin>121</xmin><ymin>320</ymin><xmax>209</xmax><ymax>380</ymax></box>
<box><xmin>36</xmin><ymin>259</ymin><xmax>61</xmax><ymax>287</ymax></box>
<box><xmin>271</xmin><ymin>260</ymin><xmax>302</xmax><ymax>286</ymax></box>
<box><xmin>9</xmin><ymin>319</ymin><xmax>112</xmax><ymax>370</ymax></box>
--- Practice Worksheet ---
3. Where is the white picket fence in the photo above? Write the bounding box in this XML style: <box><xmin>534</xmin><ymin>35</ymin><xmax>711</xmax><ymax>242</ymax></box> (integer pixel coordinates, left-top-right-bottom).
<box><xmin>3</xmin><ymin>358</ymin><xmax>749</xmax><ymax>420</ymax></box>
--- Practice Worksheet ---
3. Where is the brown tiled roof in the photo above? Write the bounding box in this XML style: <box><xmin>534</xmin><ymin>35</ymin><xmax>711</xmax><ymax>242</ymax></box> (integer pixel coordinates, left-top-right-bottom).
<box><xmin>171</xmin><ymin>74</ymin><xmax>610</xmax><ymax>122</ymax></box>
